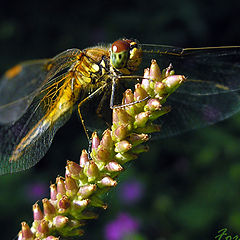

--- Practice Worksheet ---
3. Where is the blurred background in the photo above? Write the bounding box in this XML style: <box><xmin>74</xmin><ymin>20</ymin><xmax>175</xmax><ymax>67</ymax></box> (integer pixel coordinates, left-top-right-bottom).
<box><xmin>1</xmin><ymin>0</ymin><xmax>240</xmax><ymax>239</ymax></box>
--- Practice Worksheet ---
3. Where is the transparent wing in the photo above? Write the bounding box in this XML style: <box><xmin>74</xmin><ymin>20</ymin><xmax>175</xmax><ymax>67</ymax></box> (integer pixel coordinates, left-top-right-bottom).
<box><xmin>0</xmin><ymin>60</ymin><xmax>49</xmax><ymax>124</ymax></box>
<box><xmin>139</xmin><ymin>44</ymin><xmax>240</xmax><ymax>138</ymax></box>
<box><xmin>0</xmin><ymin>48</ymin><xmax>81</xmax><ymax>124</ymax></box>
<box><xmin>0</xmin><ymin>49</ymin><xmax>82</xmax><ymax>174</ymax></box>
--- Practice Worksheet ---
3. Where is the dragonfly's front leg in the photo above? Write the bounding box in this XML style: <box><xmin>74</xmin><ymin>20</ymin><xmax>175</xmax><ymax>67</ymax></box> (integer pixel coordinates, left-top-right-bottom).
<box><xmin>110</xmin><ymin>77</ymin><xmax>150</xmax><ymax>109</ymax></box>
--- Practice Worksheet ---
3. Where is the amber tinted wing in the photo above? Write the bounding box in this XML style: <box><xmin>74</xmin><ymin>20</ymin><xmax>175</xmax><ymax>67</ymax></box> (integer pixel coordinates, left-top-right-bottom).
<box><xmin>140</xmin><ymin>44</ymin><xmax>240</xmax><ymax>138</ymax></box>
<box><xmin>0</xmin><ymin>49</ymin><xmax>82</xmax><ymax>175</ymax></box>
<box><xmin>0</xmin><ymin>49</ymin><xmax>82</xmax><ymax>124</ymax></box>
<box><xmin>0</xmin><ymin>60</ymin><xmax>50</xmax><ymax>124</ymax></box>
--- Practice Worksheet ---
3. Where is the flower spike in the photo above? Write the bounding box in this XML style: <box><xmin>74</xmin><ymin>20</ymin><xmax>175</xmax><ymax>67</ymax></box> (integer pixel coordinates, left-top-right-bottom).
<box><xmin>17</xmin><ymin>59</ymin><xmax>185</xmax><ymax>239</ymax></box>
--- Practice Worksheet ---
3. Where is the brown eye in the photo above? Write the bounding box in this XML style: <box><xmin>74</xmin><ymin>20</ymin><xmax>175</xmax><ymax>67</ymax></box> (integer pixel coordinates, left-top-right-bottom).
<box><xmin>110</xmin><ymin>40</ymin><xmax>131</xmax><ymax>69</ymax></box>
<box><xmin>111</xmin><ymin>40</ymin><xmax>131</xmax><ymax>53</ymax></box>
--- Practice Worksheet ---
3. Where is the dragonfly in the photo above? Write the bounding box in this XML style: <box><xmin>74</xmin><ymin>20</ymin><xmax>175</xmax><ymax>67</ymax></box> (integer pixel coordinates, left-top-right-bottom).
<box><xmin>0</xmin><ymin>39</ymin><xmax>240</xmax><ymax>175</ymax></box>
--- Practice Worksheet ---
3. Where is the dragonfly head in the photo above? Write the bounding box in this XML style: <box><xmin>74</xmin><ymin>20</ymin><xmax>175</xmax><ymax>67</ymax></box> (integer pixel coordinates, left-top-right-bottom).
<box><xmin>110</xmin><ymin>39</ymin><xmax>142</xmax><ymax>75</ymax></box>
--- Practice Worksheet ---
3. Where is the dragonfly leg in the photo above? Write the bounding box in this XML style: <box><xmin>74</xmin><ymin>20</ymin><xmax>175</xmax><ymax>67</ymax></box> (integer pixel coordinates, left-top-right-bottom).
<box><xmin>77</xmin><ymin>83</ymin><xmax>107</xmax><ymax>142</ymax></box>
<box><xmin>96</xmin><ymin>91</ymin><xmax>112</xmax><ymax>127</ymax></box>
<box><xmin>110</xmin><ymin>76</ymin><xmax>150</xmax><ymax>109</ymax></box>
<box><xmin>111</xmin><ymin>96</ymin><xmax>150</xmax><ymax>109</ymax></box>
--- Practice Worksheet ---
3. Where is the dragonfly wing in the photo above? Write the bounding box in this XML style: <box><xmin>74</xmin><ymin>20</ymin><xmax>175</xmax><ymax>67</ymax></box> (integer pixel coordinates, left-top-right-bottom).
<box><xmin>153</xmin><ymin>88</ymin><xmax>240</xmax><ymax>139</ymax></box>
<box><xmin>0</xmin><ymin>48</ymin><xmax>82</xmax><ymax>174</ymax></box>
<box><xmin>0</xmin><ymin>48</ymin><xmax>82</xmax><ymax>124</ymax></box>
<box><xmin>0</xmin><ymin>60</ymin><xmax>49</xmax><ymax>124</ymax></box>
<box><xmin>141</xmin><ymin>45</ymin><xmax>240</xmax><ymax>93</ymax></box>
<box><xmin>0</xmin><ymin>73</ymin><xmax>74</xmax><ymax>175</ymax></box>
<box><xmin>139</xmin><ymin>45</ymin><xmax>240</xmax><ymax>137</ymax></box>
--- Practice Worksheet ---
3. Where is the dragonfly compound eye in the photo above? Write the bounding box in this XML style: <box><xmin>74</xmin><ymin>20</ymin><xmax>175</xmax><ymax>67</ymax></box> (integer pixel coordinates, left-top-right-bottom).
<box><xmin>110</xmin><ymin>40</ymin><xmax>131</xmax><ymax>69</ymax></box>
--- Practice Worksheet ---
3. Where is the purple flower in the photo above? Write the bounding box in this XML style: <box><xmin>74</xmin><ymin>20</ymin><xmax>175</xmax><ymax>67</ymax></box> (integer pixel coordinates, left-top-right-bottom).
<box><xmin>26</xmin><ymin>182</ymin><xmax>48</xmax><ymax>201</ymax></box>
<box><xmin>119</xmin><ymin>179</ymin><xmax>144</xmax><ymax>204</ymax></box>
<box><xmin>105</xmin><ymin>212</ymin><xmax>139</xmax><ymax>240</ymax></box>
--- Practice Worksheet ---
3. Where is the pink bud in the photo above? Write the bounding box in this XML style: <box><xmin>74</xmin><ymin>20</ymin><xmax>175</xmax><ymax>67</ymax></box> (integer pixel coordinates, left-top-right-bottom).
<box><xmin>149</xmin><ymin>59</ymin><xmax>161</xmax><ymax>81</ymax></box>
<box><xmin>50</xmin><ymin>184</ymin><xmax>57</xmax><ymax>201</ymax></box>
<box><xmin>115</xmin><ymin>140</ymin><xmax>132</xmax><ymax>153</ymax></box>
<box><xmin>33</xmin><ymin>203</ymin><xmax>43</xmax><ymax>221</ymax></box>
<box><xmin>20</xmin><ymin>222</ymin><xmax>33</xmax><ymax>239</ymax></box>
<box><xmin>105</xmin><ymin>161</ymin><xmax>123</xmax><ymax>172</ymax></box>
<box><xmin>65</xmin><ymin>175</ymin><xmax>79</xmax><ymax>196</ymax></box>
<box><xmin>56</xmin><ymin>177</ymin><xmax>66</xmax><ymax>195</ymax></box>
<box><xmin>42</xmin><ymin>199</ymin><xmax>56</xmax><ymax>218</ymax></box>
<box><xmin>37</xmin><ymin>219</ymin><xmax>49</xmax><ymax>235</ymax></box>
<box><xmin>58</xmin><ymin>195</ymin><xmax>71</xmax><ymax>210</ymax></box>
<box><xmin>92</xmin><ymin>132</ymin><xmax>100</xmax><ymax>150</ymax></box>
<box><xmin>98</xmin><ymin>176</ymin><xmax>117</xmax><ymax>187</ymax></box>
<box><xmin>80</xmin><ymin>149</ymin><xmax>90</xmax><ymax>167</ymax></box>
<box><xmin>66</xmin><ymin>160</ymin><xmax>82</xmax><ymax>178</ymax></box>
<box><xmin>78</xmin><ymin>184</ymin><xmax>97</xmax><ymax>199</ymax></box>
<box><xmin>53</xmin><ymin>215</ymin><xmax>69</xmax><ymax>228</ymax></box>
<box><xmin>134</xmin><ymin>83</ymin><xmax>148</xmax><ymax>101</ymax></box>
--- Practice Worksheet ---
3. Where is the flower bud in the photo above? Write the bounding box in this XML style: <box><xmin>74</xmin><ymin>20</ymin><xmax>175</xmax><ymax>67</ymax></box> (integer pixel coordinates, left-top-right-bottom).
<box><xmin>115</xmin><ymin>140</ymin><xmax>132</xmax><ymax>153</ymax></box>
<box><xmin>162</xmin><ymin>75</ymin><xmax>185</xmax><ymax>91</ymax></box>
<box><xmin>128</xmin><ymin>133</ymin><xmax>149</xmax><ymax>146</ymax></box>
<box><xmin>42</xmin><ymin>199</ymin><xmax>56</xmax><ymax>219</ymax></box>
<box><xmin>56</xmin><ymin>177</ymin><xmax>66</xmax><ymax>196</ymax></box>
<box><xmin>112</xmin><ymin>109</ymin><xmax>119</xmax><ymax>125</ymax></box>
<box><xmin>134</xmin><ymin>83</ymin><xmax>148</xmax><ymax>101</ymax></box>
<box><xmin>98</xmin><ymin>176</ymin><xmax>117</xmax><ymax>187</ymax></box>
<box><xmin>105</xmin><ymin>161</ymin><xmax>123</xmax><ymax>172</ymax></box>
<box><xmin>114</xmin><ymin>124</ymin><xmax>129</xmax><ymax>141</ymax></box>
<box><xmin>91</xmin><ymin>132</ymin><xmax>100</xmax><ymax>151</ymax></box>
<box><xmin>58</xmin><ymin>195</ymin><xmax>71</xmax><ymax>211</ymax></box>
<box><xmin>65</xmin><ymin>175</ymin><xmax>79</xmax><ymax>196</ymax></box>
<box><xmin>19</xmin><ymin>222</ymin><xmax>33</xmax><ymax>240</ymax></box>
<box><xmin>53</xmin><ymin>215</ymin><xmax>69</xmax><ymax>228</ymax></box>
<box><xmin>123</xmin><ymin>89</ymin><xmax>134</xmax><ymax>104</ymax></box>
<box><xmin>134</xmin><ymin>111</ymin><xmax>150</xmax><ymax>128</ymax></box>
<box><xmin>37</xmin><ymin>219</ymin><xmax>49</xmax><ymax>237</ymax></box>
<box><xmin>78</xmin><ymin>184</ymin><xmax>97</xmax><ymax>199</ymax></box>
<box><xmin>164</xmin><ymin>63</ymin><xmax>174</xmax><ymax>77</ymax></box>
<box><xmin>66</xmin><ymin>160</ymin><xmax>83</xmax><ymax>179</ymax></box>
<box><xmin>154</xmin><ymin>82</ymin><xmax>165</xmax><ymax>95</ymax></box>
<box><xmin>116</xmin><ymin>108</ymin><xmax>133</xmax><ymax>125</ymax></box>
<box><xmin>96</xmin><ymin>146</ymin><xmax>110</xmax><ymax>163</ymax></box>
<box><xmin>50</xmin><ymin>184</ymin><xmax>57</xmax><ymax>201</ymax></box>
<box><xmin>145</xmin><ymin>98</ymin><xmax>161</xmax><ymax>112</ymax></box>
<box><xmin>141</xmin><ymin>68</ymin><xmax>151</xmax><ymax>92</ymax></box>
<box><xmin>149</xmin><ymin>59</ymin><xmax>161</xmax><ymax>81</ymax></box>
<box><xmin>33</xmin><ymin>202</ymin><xmax>43</xmax><ymax>221</ymax></box>
<box><xmin>80</xmin><ymin>149</ymin><xmax>90</xmax><ymax>167</ymax></box>
<box><xmin>84</xmin><ymin>161</ymin><xmax>99</xmax><ymax>182</ymax></box>
<box><xmin>72</xmin><ymin>199</ymin><xmax>90</xmax><ymax>211</ymax></box>
<box><xmin>100</xmin><ymin>129</ymin><xmax>113</xmax><ymax>151</ymax></box>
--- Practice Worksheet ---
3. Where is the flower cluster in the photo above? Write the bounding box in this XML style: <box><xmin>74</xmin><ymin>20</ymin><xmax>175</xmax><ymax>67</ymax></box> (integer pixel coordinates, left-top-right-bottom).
<box><xmin>18</xmin><ymin>60</ymin><xmax>185</xmax><ymax>240</ymax></box>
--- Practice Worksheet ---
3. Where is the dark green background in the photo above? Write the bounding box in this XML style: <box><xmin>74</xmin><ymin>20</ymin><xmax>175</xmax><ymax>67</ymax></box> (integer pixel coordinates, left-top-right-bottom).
<box><xmin>1</xmin><ymin>0</ymin><xmax>240</xmax><ymax>239</ymax></box>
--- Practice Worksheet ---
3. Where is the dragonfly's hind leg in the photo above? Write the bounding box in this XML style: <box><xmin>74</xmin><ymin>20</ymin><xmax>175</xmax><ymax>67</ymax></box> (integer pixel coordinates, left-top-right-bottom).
<box><xmin>77</xmin><ymin>83</ymin><xmax>107</xmax><ymax>142</ymax></box>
